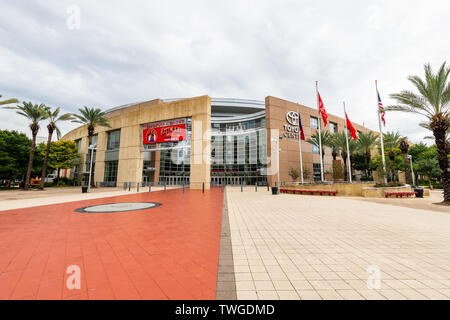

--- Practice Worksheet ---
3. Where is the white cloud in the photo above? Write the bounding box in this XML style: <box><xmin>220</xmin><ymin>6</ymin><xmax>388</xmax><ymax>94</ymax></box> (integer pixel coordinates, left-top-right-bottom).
<box><xmin>0</xmin><ymin>0</ymin><xmax>448</xmax><ymax>143</ymax></box>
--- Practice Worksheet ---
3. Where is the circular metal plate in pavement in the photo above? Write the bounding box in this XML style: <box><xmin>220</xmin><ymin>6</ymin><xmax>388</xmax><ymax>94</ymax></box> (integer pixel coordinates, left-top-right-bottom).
<box><xmin>75</xmin><ymin>202</ymin><xmax>162</xmax><ymax>213</ymax></box>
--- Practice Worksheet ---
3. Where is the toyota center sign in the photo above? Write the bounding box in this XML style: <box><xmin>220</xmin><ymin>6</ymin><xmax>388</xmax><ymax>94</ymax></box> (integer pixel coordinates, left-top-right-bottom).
<box><xmin>283</xmin><ymin>111</ymin><xmax>302</xmax><ymax>139</ymax></box>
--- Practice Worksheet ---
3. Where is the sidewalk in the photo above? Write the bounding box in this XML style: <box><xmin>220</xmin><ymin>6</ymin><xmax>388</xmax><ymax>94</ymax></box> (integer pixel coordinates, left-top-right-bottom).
<box><xmin>0</xmin><ymin>186</ymin><xmax>179</xmax><ymax>211</ymax></box>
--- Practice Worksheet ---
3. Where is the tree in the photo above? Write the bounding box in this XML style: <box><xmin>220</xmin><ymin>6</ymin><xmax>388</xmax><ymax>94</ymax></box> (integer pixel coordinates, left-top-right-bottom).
<box><xmin>288</xmin><ymin>168</ymin><xmax>300</xmax><ymax>181</ymax></box>
<box><xmin>420</xmin><ymin>122</ymin><xmax>450</xmax><ymax>151</ymax></box>
<box><xmin>45</xmin><ymin>140</ymin><xmax>80</xmax><ymax>180</ymax></box>
<box><xmin>306</xmin><ymin>131</ymin><xmax>333</xmax><ymax>163</ymax></box>
<box><xmin>72</xmin><ymin>107</ymin><xmax>111</xmax><ymax>186</ymax></box>
<box><xmin>399</xmin><ymin>139</ymin><xmax>412</xmax><ymax>185</ymax></box>
<box><xmin>357</xmin><ymin>132</ymin><xmax>378</xmax><ymax>177</ymax></box>
<box><xmin>40</xmin><ymin>106</ymin><xmax>73</xmax><ymax>189</ymax></box>
<box><xmin>331</xmin><ymin>132</ymin><xmax>358</xmax><ymax>180</ymax></box>
<box><xmin>0</xmin><ymin>94</ymin><xmax>18</xmax><ymax>106</ymax></box>
<box><xmin>3</xmin><ymin>102</ymin><xmax>46</xmax><ymax>190</ymax></box>
<box><xmin>387</xmin><ymin>62</ymin><xmax>450</xmax><ymax>203</ymax></box>
<box><xmin>0</xmin><ymin>130</ymin><xmax>33</xmax><ymax>179</ymax></box>
<box><xmin>383</xmin><ymin>131</ymin><xmax>403</xmax><ymax>181</ymax></box>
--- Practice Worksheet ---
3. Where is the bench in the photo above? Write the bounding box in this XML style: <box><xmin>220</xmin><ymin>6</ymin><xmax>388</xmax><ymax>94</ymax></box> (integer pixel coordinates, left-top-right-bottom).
<box><xmin>385</xmin><ymin>191</ymin><xmax>417</xmax><ymax>198</ymax></box>
<box><xmin>280</xmin><ymin>188</ymin><xmax>338</xmax><ymax>196</ymax></box>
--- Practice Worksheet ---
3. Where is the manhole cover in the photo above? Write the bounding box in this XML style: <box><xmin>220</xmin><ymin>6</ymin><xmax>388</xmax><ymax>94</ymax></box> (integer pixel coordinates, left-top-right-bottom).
<box><xmin>75</xmin><ymin>202</ymin><xmax>161</xmax><ymax>213</ymax></box>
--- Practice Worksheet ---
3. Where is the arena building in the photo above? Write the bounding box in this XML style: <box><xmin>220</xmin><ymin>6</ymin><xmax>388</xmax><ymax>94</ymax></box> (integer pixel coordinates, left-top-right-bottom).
<box><xmin>62</xmin><ymin>95</ymin><xmax>371</xmax><ymax>189</ymax></box>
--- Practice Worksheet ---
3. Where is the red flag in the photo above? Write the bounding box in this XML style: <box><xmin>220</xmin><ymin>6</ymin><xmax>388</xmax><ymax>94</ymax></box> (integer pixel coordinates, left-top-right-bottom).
<box><xmin>317</xmin><ymin>92</ymin><xmax>328</xmax><ymax>127</ymax></box>
<box><xmin>345</xmin><ymin>112</ymin><xmax>358</xmax><ymax>140</ymax></box>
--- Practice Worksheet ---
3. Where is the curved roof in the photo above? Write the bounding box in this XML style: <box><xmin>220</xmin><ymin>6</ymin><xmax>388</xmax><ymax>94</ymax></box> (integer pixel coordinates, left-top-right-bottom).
<box><xmin>104</xmin><ymin>97</ymin><xmax>266</xmax><ymax>123</ymax></box>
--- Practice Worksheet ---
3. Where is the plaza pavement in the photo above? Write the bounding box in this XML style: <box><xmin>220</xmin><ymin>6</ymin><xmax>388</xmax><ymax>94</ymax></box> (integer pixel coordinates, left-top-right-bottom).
<box><xmin>0</xmin><ymin>186</ymin><xmax>179</xmax><ymax>211</ymax></box>
<box><xmin>1</xmin><ymin>186</ymin><xmax>449</xmax><ymax>300</ymax></box>
<box><xmin>225</xmin><ymin>187</ymin><xmax>450</xmax><ymax>300</ymax></box>
<box><xmin>0</xmin><ymin>189</ymin><xmax>223</xmax><ymax>299</ymax></box>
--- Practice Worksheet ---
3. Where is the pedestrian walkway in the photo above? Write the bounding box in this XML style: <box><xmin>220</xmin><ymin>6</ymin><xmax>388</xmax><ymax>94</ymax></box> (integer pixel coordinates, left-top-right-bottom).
<box><xmin>226</xmin><ymin>187</ymin><xmax>450</xmax><ymax>300</ymax></box>
<box><xmin>0</xmin><ymin>188</ymin><xmax>223</xmax><ymax>299</ymax></box>
<box><xmin>0</xmin><ymin>186</ymin><xmax>179</xmax><ymax>211</ymax></box>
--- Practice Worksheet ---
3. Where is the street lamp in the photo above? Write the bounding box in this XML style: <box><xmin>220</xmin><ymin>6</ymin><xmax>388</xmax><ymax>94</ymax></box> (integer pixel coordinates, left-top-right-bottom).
<box><xmin>270</xmin><ymin>135</ymin><xmax>283</xmax><ymax>194</ymax></box>
<box><xmin>407</xmin><ymin>154</ymin><xmax>415</xmax><ymax>186</ymax></box>
<box><xmin>87</xmin><ymin>144</ymin><xmax>97</xmax><ymax>193</ymax></box>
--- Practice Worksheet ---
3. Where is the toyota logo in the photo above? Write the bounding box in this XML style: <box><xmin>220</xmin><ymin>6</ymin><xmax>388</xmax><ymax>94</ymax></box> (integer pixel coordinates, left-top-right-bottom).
<box><xmin>286</xmin><ymin>111</ymin><xmax>299</xmax><ymax>126</ymax></box>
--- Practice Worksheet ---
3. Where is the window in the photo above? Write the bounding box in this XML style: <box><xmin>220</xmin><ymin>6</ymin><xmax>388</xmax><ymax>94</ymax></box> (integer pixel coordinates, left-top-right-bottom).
<box><xmin>313</xmin><ymin>163</ymin><xmax>321</xmax><ymax>181</ymax></box>
<box><xmin>310</xmin><ymin>116</ymin><xmax>319</xmax><ymax>129</ymax></box>
<box><xmin>107</xmin><ymin>129</ymin><xmax>121</xmax><ymax>150</ymax></box>
<box><xmin>74</xmin><ymin>139</ymin><xmax>82</xmax><ymax>153</ymax></box>
<box><xmin>330</xmin><ymin>122</ymin><xmax>338</xmax><ymax>133</ymax></box>
<box><xmin>312</xmin><ymin>145</ymin><xmax>320</xmax><ymax>154</ymax></box>
<box><xmin>104</xmin><ymin>160</ymin><xmax>119</xmax><ymax>183</ymax></box>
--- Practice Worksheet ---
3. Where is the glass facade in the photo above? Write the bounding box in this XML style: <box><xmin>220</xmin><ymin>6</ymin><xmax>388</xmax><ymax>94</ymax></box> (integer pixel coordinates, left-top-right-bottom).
<box><xmin>310</xmin><ymin>116</ymin><xmax>319</xmax><ymax>129</ymax></box>
<box><xmin>210</xmin><ymin>118</ymin><xmax>267</xmax><ymax>185</ymax></box>
<box><xmin>312</xmin><ymin>144</ymin><xmax>320</xmax><ymax>154</ymax></box>
<box><xmin>107</xmin><ymin>129</ymin><xmax>121</xmax><ymax>150</ymax></box>
<box><xmin>104</xmin><ymin>160</ymin><xmax>119</xmax><ymax>184</ymax></box>
<box><xmin>313</xmin><ymin>163</ymin><xmax>321</xmax><ymax>181</ymax></box>
<box><xmin>330</xmin><ymin>122</ymin><xmax>338</xmax><ymax>133</ymax></box>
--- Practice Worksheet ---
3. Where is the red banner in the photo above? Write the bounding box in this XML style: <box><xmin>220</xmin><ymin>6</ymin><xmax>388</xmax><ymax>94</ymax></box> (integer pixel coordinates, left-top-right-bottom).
<box><xmin>143</xmin><ymin>123</ymin><xmax>186</xmax><ymax>144</ymax></box>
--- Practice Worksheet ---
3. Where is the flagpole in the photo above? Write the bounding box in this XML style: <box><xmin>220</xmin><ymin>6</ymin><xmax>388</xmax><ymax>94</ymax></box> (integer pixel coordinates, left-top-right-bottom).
<box><xmin>297</xmin><ymin>107</ymin><xmax>304</xmax><ymax>184</ymax></box>
<box><xmin>343</xmin><ymin>101</ymin><xmax>352</xmax><ymax>183</ymax></box>
<box><xmin>375</xmin><ymin>80</ymin><xmax>388</xmax><ymax>184</ymax></box>
<box><xmin>315</xmin><ymin>81</ymin><xmax>325</xmax><ymax>182</ymax></box>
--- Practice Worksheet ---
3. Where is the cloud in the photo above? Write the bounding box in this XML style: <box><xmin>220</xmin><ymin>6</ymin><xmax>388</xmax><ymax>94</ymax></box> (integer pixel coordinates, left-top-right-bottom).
<box><xmin>0</xmin><ymin>0</ymin><xmax>448</xmax><ymax>143</ymax></box>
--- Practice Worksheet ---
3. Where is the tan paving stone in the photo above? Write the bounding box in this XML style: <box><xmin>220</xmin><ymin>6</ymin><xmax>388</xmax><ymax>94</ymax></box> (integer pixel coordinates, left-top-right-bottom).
<box><xmin>256</xmin><ymin>291</ymin><xmax>279</xmax><ymax>300</ymax></box>
<box><xmin>317</xmin><ymin>290</ymin><xmax>344</xmax><ymax>300</ymax></box>
<box><xmin>277</xmin><ymin>291</ymin><xmax>300</xmax><ymax>300</ymax></box>
<box><xmin>254</xmin><ymin>281</ymin><xmax>275</xmax><ymax>291</ymax></box>
<box><xmin>227</xmin><ymin>188</ymin><xmax>450</xmax><ymax>300</ymax></box>
<box><xmin>296</xmin><ymin>290</ymin><xmax>323</xmax><ymax>300</ymax></box>
<box><xmin>337</xmin><ymin>290</ymin><xmax>365</xmax><ymax>300</ymax></box>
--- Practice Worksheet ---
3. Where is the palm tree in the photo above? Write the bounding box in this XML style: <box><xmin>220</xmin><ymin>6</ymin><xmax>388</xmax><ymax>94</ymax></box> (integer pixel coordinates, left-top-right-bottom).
<box><xmin>383</xmin><ymin>131</ymin><xmax>402</xmax><ymax>181</ymax></box>
<box><xmin>40</xmin><ymin>106</ymin><xmax>74</xmax><ymax>189</ymax></box>
<box><xmin>357</xmin><ymin>132</ymin><xmax>378</xmax><ymax>178</ymax></box>
<box><xmin>0</xmin><ymin>94</ymin><xmax>18</xmax><ymax>106</ymax></box>
<box><xmin>306</xmin><ymin>130</ymin><xmax>333</xmax><ymax>163</ymax></box>
<box><xmin>399</xmin><ymin>138</ymin><xmax>412</xmax><ymax>185</ymax></box>
<box><xmin>3</xmin><ymin>102</ymin><xmax>46</xmax><ymax>190</ymax></box>
<box><xmin>331</xmin><ymin>132</ymin><xmax>358</xmax><ymax>180</ymax></box>
<box><xmin>387</xmin><ymin>62</ymin><xmax>449</xmax><ymax>202</ymax></box>
<box><xmin>72</xmin><ymin>107</ymin><xmax>111</xmax><ymax>186</ymax></box>
<box><xmin>420</xmin><ymin>122</ymin><xmax>450</xmax><ymax>151</ymax></box>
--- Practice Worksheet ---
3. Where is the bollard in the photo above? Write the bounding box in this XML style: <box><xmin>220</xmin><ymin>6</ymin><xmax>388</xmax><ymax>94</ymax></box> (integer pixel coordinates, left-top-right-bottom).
<box><xmin>164</xmin><ymin>182</ymin><xmax>167</xmax><ymax>192</ymax></box>
<box><xmin>202</xmin><ymin>182</ymin><xmax>205</xmax><ymax>193</ymax></box>
<box><xmin>128</xmin><ymin>182</ymin><xmax>131</xmax><ymax>192</ymax></box>
<box><xmin>183</xmin><ymin>182</ymin><xmax>185</xmax><ymax>193</ymax></box>
<box><xmin>148</xmin><ymin>182</ymin><xmax>151</xmax><ymax>192</ymax></box>
<box><xmin>255</xmin><ymin>184</ymin><xmax>258</xmax><ymax>192</ymax></box>
<box><xmin>221</xmin><ymin>182</ymin><xmax>224</xmax><ymax>193</ymax></box>
<box><xmin>137</xmin><ymin>183</ymin><xmax>139</xmax><ymax>193</ymax></box>
<box><xmin>267</xmin><ymin>184</ymin><xmax>269</xmax><ymax>191</ymax></box>
<box><xmin>241</xmin><ymin>184</ymin><xmax>243</xmax><ymax>192</ymax></box>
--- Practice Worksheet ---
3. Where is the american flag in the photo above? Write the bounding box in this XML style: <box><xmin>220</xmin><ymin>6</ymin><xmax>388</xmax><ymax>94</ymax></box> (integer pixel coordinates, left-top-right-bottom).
<box><xmin>377</xmin><ymin>90</ymin><xmax>386</xmax><ymax>126</ymax></box>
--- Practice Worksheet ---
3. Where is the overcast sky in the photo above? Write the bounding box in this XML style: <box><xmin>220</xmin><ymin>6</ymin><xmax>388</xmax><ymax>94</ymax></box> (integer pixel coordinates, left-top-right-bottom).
<box><xmin>0</xmin><ymin>0</ymin><xmax>448</xmax><ymax>143</ymax></box>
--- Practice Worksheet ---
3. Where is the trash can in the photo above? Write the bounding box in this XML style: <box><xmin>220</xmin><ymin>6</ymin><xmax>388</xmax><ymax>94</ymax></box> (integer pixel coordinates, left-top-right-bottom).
<box><xmin>82</xmin><ymin>186</ymin><xmax>88</xmax><ymax>193</ymax></box>
<box><xmin>271</xmin><ymin>187</ymin><xmax>278</xmax><ymax>195</ymax></box>
<box><xmin>414</xmin><ymin>188</ymin><xmax>424</xmax><ymax>198</ymax></box>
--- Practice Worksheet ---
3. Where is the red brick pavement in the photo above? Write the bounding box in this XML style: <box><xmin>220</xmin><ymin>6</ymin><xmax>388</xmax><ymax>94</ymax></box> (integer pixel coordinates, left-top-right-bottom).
<box><xmin>0</xmin><ymin>188</ymin><xmax>224</xmax><ymax>300</ymax></box>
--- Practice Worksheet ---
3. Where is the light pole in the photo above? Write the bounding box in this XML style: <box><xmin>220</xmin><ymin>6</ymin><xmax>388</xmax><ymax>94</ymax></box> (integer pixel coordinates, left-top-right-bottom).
<box><xmin>408</xmin><ymin>154</ymin><xmax>415</xmax><ymax>186</ymax></box>
<box><xmin>271</xmin><ymin>135</ymin><xmax>283</xmax><ymax>194</ymax></box>
<box><xmin>87</xmin><ymin>144</ymin><xmax>97</xmax><ymax>193</ymax></box>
